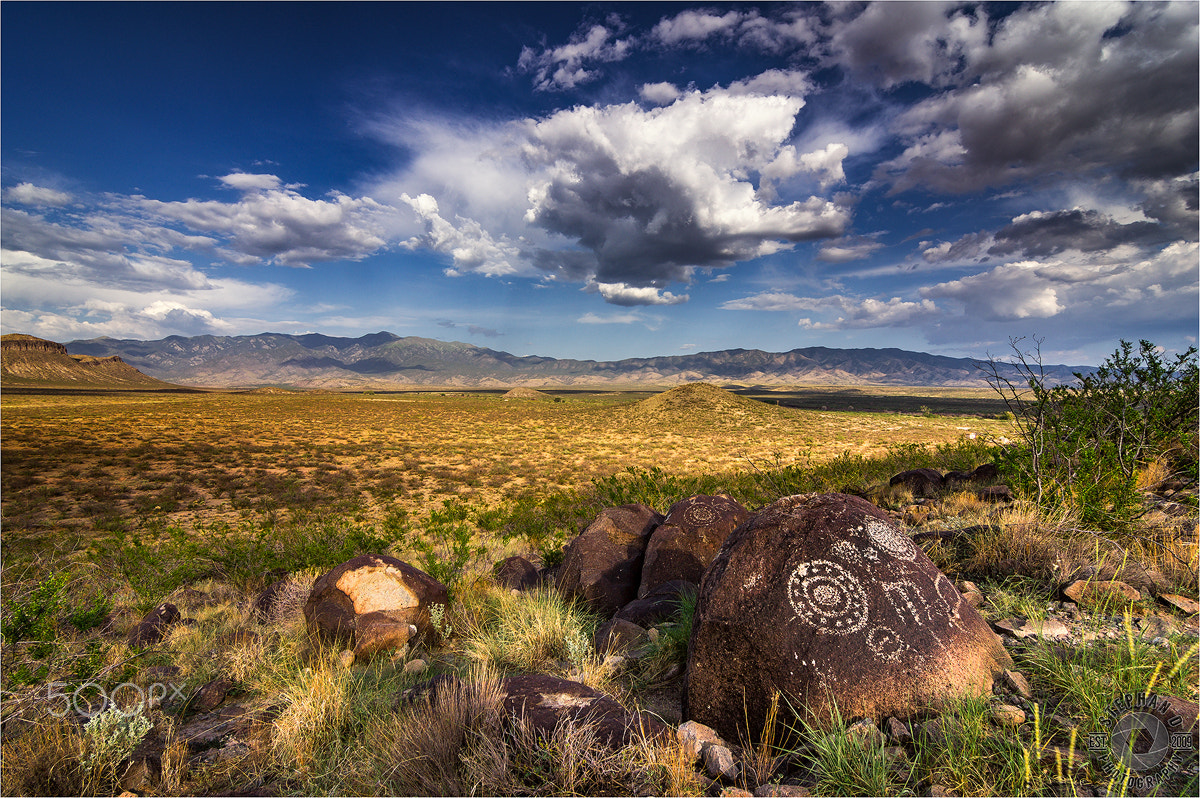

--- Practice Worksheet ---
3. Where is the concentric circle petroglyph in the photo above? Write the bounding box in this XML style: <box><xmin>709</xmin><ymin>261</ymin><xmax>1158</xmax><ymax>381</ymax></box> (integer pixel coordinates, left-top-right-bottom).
<box><xmin>866</xmin><ymin>519</ymin><xmax>916</xmax><ymax>560</ymax></box>
<box><xmin>788</xmin><ymin>559</ymin><xmax>867</xmax><ymax>634</ymax></box>
<box><xmin>681</xmin><ymin>502</ymin><xmax>720</xmax><ymax>527</ymax></box>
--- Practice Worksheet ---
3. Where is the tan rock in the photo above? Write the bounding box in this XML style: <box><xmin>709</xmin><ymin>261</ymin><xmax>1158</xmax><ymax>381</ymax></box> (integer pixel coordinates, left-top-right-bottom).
<box><xmin>990</xmin><ymin>704</ymin><xmax>1026</xmax><ymax>727</ymax></box>
<box><xmin>1062</xmin><ymin>579</ymin><xmax>1141</xmax><ymax>607</ymax></box>
<box><xmin>1159</xmin><ymin>593</ymin><xmax>1199</xmax><ymax>615</ymax></box>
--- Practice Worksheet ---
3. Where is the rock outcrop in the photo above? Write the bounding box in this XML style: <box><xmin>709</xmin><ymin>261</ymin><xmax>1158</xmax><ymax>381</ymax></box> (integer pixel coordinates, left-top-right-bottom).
<box><xmin>684</xmin><ymin>493</ymin><xmax>1012</xmax><ymax>741</ymax></box>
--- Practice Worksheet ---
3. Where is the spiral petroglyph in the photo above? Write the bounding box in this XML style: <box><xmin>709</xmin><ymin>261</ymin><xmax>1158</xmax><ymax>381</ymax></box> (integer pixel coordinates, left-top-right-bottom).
<box><xmin>788</xmin><ymin>559</ymin><xmax>867</xmax><ymax>634</ymax></box>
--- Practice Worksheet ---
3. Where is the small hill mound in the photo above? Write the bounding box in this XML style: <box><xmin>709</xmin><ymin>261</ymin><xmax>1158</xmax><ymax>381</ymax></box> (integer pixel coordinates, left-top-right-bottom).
<box><xmin>628</xmin><ymin>382</ymin><xmax>773</xmax><ymax>420</ymax></box>
<box><xmin>502</xmin><ymin>387</ymin><xmax>554</xmax><ymax>401</ymax></box>
<box><xmin>1</xmin><ymin>334</ymin><xmax>179</xmax><ymax>389</ymax></box>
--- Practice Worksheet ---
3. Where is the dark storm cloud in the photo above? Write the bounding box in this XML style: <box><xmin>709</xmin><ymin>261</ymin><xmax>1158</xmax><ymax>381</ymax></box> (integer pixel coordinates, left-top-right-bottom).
<box><xmin>988</xmin><ymin>210</ymin><xmax>1169</xmax><ymax>258</ymax></box>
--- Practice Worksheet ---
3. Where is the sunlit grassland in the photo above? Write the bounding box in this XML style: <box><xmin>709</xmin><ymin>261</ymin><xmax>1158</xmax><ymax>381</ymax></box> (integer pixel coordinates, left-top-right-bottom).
<box><xmin>1</xmin><ymin>387</ymin><xmax>1007</xmax><ymax>548</ymax></box>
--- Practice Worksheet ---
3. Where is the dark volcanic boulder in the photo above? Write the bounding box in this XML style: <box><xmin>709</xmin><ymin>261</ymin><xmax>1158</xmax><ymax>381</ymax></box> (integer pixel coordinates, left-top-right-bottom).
<box><xmin>889</xmin><ymin>468</ymin><xmax>945</xmax><ymax>497</ymax></box>
<box><xmin>615</xmin><ymin>580</ymin><xmax>698</xmax><ymax>627</ymax></box>
<box><xmin>684</xmin><ymin>493</ymin><xmax>1011</xmax><ymax>742</ymax></box>
<box><xmin>555</xmin><ymin>504</ymin><xmax>663</xmax><ymax>618</ymax></box>
<box><xmin>304</xmin><ymin>554</ymin><xmax>448</xmax><ymax>656</ymax></box>
<box><xmin>638</xmin><ymin>494</ymin><xmax>751</xmax><ymax>598</ymax></box>
<box><xmin>127</xmin><ymin>603</ymin><xmax>182</xmax><ymax>647</ymax></box>
<box><xmin>493</xmin><ymin>556</ymin><xmax>540</xmax><ymax>591</ymax></box>
<box><xmin>501</xmin><ymin>674</ymin><xmax>670</xmax><ymax>748</ymax></box>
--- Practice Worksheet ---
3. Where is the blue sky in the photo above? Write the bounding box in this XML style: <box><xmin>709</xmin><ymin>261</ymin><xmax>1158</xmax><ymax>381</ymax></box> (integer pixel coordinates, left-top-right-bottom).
<box><xmin>2</xmin><ymin>2</ymin><xmax>1197</xmax><ymax>364</ymax></box>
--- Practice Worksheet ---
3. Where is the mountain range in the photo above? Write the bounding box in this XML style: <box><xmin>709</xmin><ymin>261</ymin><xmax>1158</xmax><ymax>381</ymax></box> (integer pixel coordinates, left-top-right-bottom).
<box><xmin>1</xmin><ymin>334</ymin><xmax>181</xmax><ymax>389</ymax></box>
<box><xmin>57</xmin><ymin>332</ymin><xmax>1088</xmax><ymax>389</ymax></box>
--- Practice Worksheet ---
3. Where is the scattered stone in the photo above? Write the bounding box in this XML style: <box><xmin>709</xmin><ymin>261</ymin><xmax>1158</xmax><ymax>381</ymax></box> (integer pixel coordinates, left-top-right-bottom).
<box><xmin>500</xmin><ymin>673</ymin><xmax>670</xmax><ymax>749</ymax></box>
<box><xmin>190</xmin><ymin>677</ymin><xmax>233</xmax><ymax>713</ymax></box>
<box><xmin>127</xmin><ymin>603</ymin><xmax>182</xmax><ymax>647</ymax></box>
<box><xmin>593</xmin><ymin>617</ymin><xmax>651</xmax><ymax>656</ymax></box>
<box><xmin>1062</xmin><ymin>562</ymin><xmax>1168</xmax><ymax>597</ymax></box>
<box><xmin>1158</xmin><ymin>593</ymin><xmax>1199</xmax><ymax>615</ymax></box>
<box><xmin>992</xmin><ymin>617</ymin><xmax>1071</xmax><ymax>640</ymax></box>
<box><xmin>990</xmin><ymin>704</ymin><xmax>1026</xmax><ymax>727</ymax></box>
<box><xmin>720</xmin><ymin>789</ymin><xmax>752</xmax><ymax>798</ymax></box>
<box><xmin>753</xmin><ymin>785</ymin><xmax>812</xmax><ymax>797</ymax></box>
<box><xmin>556</xmin><ymin>504</ymin><xmax>663</xmax><ymax>618</ymax></box>
<box><xmin>638</xmin><ymin>494</ymin><xmax>750</xmax><ymax>598</ymax></box>
<box><xmin>251</xmin><ymin>578</ymin><xmax>289</xmax><ymax>623</ymax></box>
<box><xmin>615</xmin><ymin>580</ymin><xmax>697</xmax><ymax>627</ymax></box>
<box><xmin>1039</xmin><ymin>745</ymin><xmax>1088</xmax><ymax>771</ymax></box>
<box><xmin>684</xmin><ymin>493</ymin><xmax>1011</xmax><ymax>742</ymax></box>
<box><xmin>339</xmin><ymin>649</ymin><xmax>355</xmax><ymax>668</ymax></box>
<box><xmin>677</xmin><ymin>719</ymin><xmax>725</xmax><ymax>761</ymax></box>
<box><xmin>493</xmin><ymin>556</ymin><xmax>540</xmax><ymax>591</ymax></box>
<box><xmin>885</xmin><ymin>716</ymin><xmax>912</xmax><ymax>745</ymax></box>
<box><xmin>1000</xmin><ymin>669</ymin><xmax>1033</xmax><ymax>699</ymax></box>
<box><xmin>304</xmin><ymin>553</ymin><xmax>449</xmax><ymax>655</ymax></box>
<box><xmin>1062</xmin><ymin>579</ymin><xmax>1141</xmax><ymax>607</ymax></box>
<box><xmin>403</xmin><ymin>658</ymin><xmax>428</xmax><ymax>675</ymax></box>
<box><xmin>928</xmin><ymin>784</ymin><xmax>957</xmax><ymax>797</ymax></box>
<box><xmin>704</xmin><ymin>743</ymin><xmax>740</xmax><ymax>782</ymax></box>
<box><xmin>976</xmin><ymin>485</ymin><xmax>1013</xmax><ymax>503</ymax></box>
<box><xmin>889</xmin><ymin>469</ymin><xmax>944</xmax><ymax>497</ymax></box>
<box><xmin>969</xmin><ymin>463</ymin><xmax>1000</xmax><ymax>482</ymax></box>
<box><xmin>846</xmin><ymin>718</ymin><xmax>886</xmax><ymax>746</ymax></box>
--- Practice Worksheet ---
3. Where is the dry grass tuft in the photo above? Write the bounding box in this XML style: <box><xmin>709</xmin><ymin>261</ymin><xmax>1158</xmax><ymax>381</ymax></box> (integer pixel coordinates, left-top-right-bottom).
<box><xmin>0</xmin><ymin>717</ymin><xmax>87</xmax><ymax>797</ymax></box>
<box><xmin>369</xmin><ymin>664</ymin><xmax>507</xmax><ymax>796</ymax></box>
<box><xmin>460</xmin><ymin>585</ymin><xmax>599</xmax><ymax>675</ymax></box>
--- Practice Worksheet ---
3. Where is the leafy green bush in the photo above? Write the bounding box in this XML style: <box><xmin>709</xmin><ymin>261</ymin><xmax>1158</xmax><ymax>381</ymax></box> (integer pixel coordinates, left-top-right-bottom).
<box><xmin>984</xmin><ymin>338</ymin><xmax>1198</xmax><ymax>529</ymax></box>
<box><xmin>2</xmin><ymin>572</ymin><xmax>68</xmax><ymax>656</ymax></box>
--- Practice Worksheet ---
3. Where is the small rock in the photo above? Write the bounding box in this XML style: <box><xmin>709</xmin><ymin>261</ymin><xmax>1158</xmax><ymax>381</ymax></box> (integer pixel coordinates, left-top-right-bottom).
<box><xmin>720</xmin><ymin>789</ymin><xmax>753</xmax><ymax>798</ymax></box>
<box><xmin>339</xmin><ymin>649</ymin><xmax>355</xmax><ymax>668</ymax></box>
<box><xmin>704</xmin><ymin>743</ymin><xmax>740</xmax><ymax>782</ymax></box>
<box><xmin>190</xmin><ymin>677</ymin><xmax>233</xmax><ymax>713</ymax></box>
<box><xmin>1000</xmin><ymin>670</ymin><xmax>1033</xmax><ymax>699</ymax></box>
<box><xmin>885</xmin><ymin>716</ymin><xmax>912</xmax><ymax>745</ymax></box>
<box><xmin>990</xmin><ymin>704</ymin><xmax>1026</xmax><ymax>727</ymax></box>
<box><xmin>928</xmin><ymin>785</ymin><xmax>958</xmax><ymax>797</ymax></box>
<box><xmin>493</xmin><ymin>556</ymin><xmax>540</xmax><ymax>591</ymax></box>
<box><xmin>753</xmin><ymin>786</ymin><xmax>812</xmax><ymax>798</ymax></box>
<box><xmin>593</xmin><ymin>617</ymin><xmax>651</xmax><ymax>656</ymax></box>
<box><xmin>1062</xmin><ymin>579</ymin><xmax>1141</xmax><ymax>607</ymax></box>
<box><xmin>1159</xmin><ymin>593</ymin><xmax>1199</xmax><ymax>615</ymax></box>
<box><xmin>976</xmin><ymin>485</ymin><xmax>1013</xmax><ymax>503</ymax></box>
<box><xmin>678</xmin><ymin>719</ymin><xmax>725</xmax><ymax>761</ymax></box>
<box><xmin>846</xmin><ymin>718</ymin><xmax>885</xmax><ymax>746</ymax></box>
<box><xmin>127</xmin><ymin>603</ymin><xmax>182</xmax><ymax>648</ymax></box>
<box><xmin>992</xmin><ymin>618</ymin><xmax>1071</xmax><ymax>640</ymax></box>
<box><xmin>403</xmin><ymin>658</ymin><xmax>427</xmax><ymax>675</ymax></box>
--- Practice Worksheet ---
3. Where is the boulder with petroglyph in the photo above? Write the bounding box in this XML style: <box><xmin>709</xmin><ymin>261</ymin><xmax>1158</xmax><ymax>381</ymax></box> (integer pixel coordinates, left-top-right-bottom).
<box><xmin>683</xmin><ymin>493</ymin><xmax>1011</xmax><ymax>742</ymax></box>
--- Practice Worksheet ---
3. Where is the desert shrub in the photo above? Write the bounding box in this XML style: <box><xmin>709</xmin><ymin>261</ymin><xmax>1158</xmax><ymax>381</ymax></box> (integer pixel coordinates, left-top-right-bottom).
<box><xmin>1</xmin><ymin>571</ymin><xmax>68</xmax><ymax>655</ymax></box>
<box><xmin>984</xmin><ymin>337</ymin><xmax>1198</xmax><ymax>530</ymax></box>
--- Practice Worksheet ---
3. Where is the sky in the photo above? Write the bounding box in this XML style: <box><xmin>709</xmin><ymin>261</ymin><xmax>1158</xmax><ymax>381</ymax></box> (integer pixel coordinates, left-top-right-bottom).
<box><xmin>2</xmin><ymin>1</ymin><xmax>1197</xmax><ymax>365</ymax></box>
